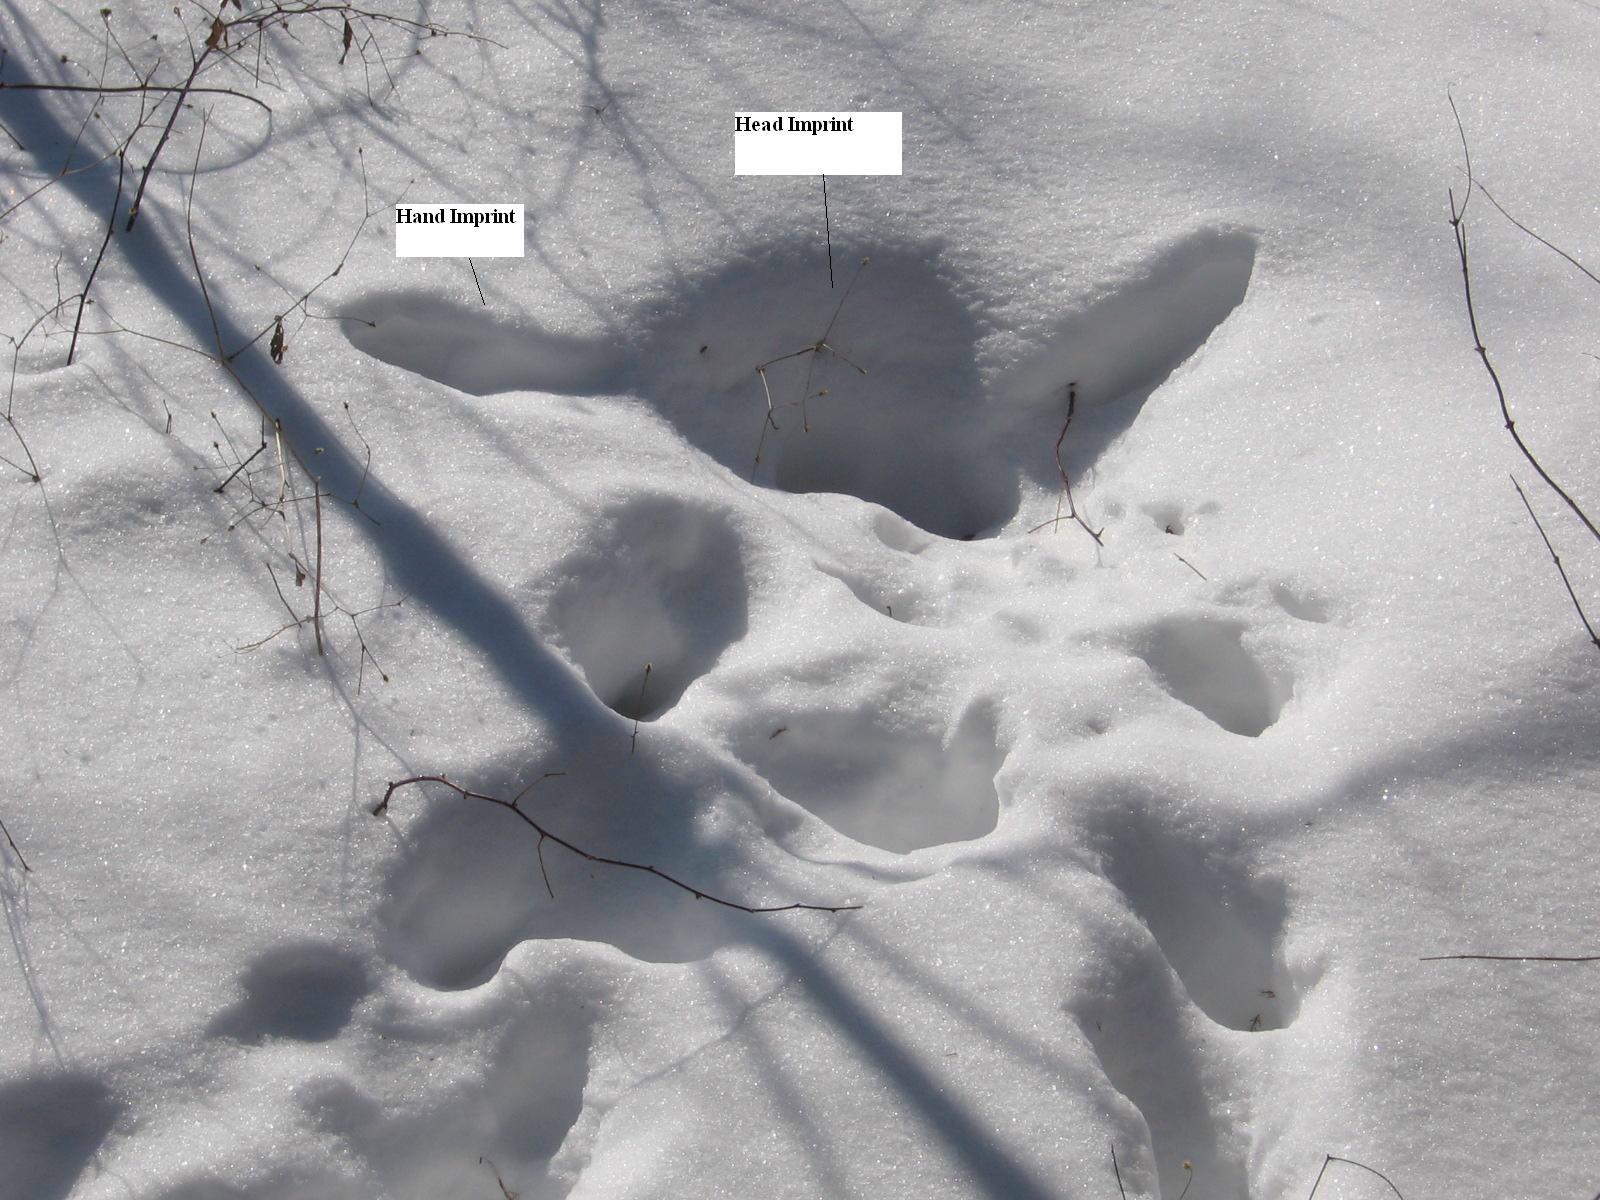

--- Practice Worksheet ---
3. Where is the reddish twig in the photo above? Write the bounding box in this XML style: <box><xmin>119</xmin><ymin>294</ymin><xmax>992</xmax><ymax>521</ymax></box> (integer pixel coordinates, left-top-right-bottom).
<box><xmin>1028</xmin><ymin>381</ymin><xmax>1103</xmax><ymax>544</ymax></box>
<box><xmin>372</xmin><ymin>775</ymin><xmax>861</xmax><ymax>914</ymax></box>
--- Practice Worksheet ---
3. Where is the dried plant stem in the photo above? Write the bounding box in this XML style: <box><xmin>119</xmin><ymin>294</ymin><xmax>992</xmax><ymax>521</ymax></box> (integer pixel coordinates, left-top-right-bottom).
<box><xmin>0</xmin><ymin>816</ymin><xmax>28</xmax><ymax>872</ymax></box>
<box><xmin>1448</xmin><ymin>98</ymin><xmax>1600</xmax><ymax>548</ymax></box>
<box><xmin>1305</xmin><ymin>1154</ymin><xmax>1404</xmax><ymax>1199</ymax></box>
<box><xmin>1028</xmin><ymin>381</ymin><xmax>1103</xmax><ymax>544</ymax></box>
<box><xmin>1511</xmin><ymin>475</ymin><xmax>1599</xmax><ymax>648</ymax></box>
<box><xmin>372</xmin><ymin>775</ymin><xmax>861</xmax><ymax>914</ymax></box>
<box><xmin>1421</xmin><ymin>952</ymin><xmax>1600</xmax><ymax>963</ymax></box>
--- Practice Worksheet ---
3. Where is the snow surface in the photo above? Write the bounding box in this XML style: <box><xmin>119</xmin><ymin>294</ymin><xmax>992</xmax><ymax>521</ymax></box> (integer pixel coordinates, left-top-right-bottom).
<box><xmin>3</xmin><ymin>2</ymin><xmax>1600</xmax><ymax>1198</ymax></box>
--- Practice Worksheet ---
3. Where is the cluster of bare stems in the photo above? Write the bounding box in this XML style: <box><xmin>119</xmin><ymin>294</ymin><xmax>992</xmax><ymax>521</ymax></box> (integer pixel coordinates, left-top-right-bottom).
<box><xmin>751</xmin><ymin>256</ymin><xmax>871</xmax><ymax>476</ymax></box>
<box><xmin>0</xmin><ymin>5</ymin><xmax>496</xmax><ymax>864</ymax></box>
<box><xmin>0</xmin><ymin>3</ymin><xmax>489</xmax><ymax>482</ymax></box>
<box><xmin>373</xmin><ymin>775</ymin><xmax>861</xmax><ymax>915</ymax></box>
<box><xmin>203</xmin><ymin>402</ymin><xmax>400</xmax><ymax>692</ymax></box>
<box><xmin>1448</xmin><ymin>96</ymin><xmax>1600</xmax><ymax>653</ymax></box>
<box><xmin>0</xmin><ymin>5</ymin><xmax>475</xmax><ymax>652</ymax></box>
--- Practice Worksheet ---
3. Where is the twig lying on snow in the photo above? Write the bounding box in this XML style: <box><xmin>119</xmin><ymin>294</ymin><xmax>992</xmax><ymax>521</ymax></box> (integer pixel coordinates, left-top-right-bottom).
<box><xmin>1447</xmin><ymin>96</ymin><xmax>1600</xmax><ymax>651</ymax></box>
<box><xmin>0</xmin><ymin>816</ymin><xmax>28</xmax><ymax>873</ymax></box>
<box><xmin>372</xmin><ymin>775</ymin><xmax>861</xmax><ymax>914</ymax></box>
<box><xmin>1421</xmin><ymin>952</ymin><xmax>1600</xmax><ymax>963</ymax></box>
<box><xmin>1306</xmin><ymin>1154</ymin><xmax>1404</xmax><ymax>1199</ymax></box>
<box><xmin>1511</xmin><ymin>474</ymin><xmax>1600</xmax><ymax>649</ymax></box>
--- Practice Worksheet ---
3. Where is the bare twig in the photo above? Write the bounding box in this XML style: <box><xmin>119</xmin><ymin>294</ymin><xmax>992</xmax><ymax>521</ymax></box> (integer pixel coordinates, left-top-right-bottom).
<box><xmin>1028</xmin><ymin>382</ymin><xmax>1103</xmax><ymax>544</ymax></box>
<box><xmin>1475</xmin><ymin>181</ymin><xmax>1600</xmax><ymax>290</ymax></box>
<box><xmin>1511</xmin><ymin>474</ymin><xmax>1600</xmax><ymax>648</ymax></box>
<box><xmin>1109</xmin><ymin>1142</ymin><xmax>1127</xmax><ymax>1200</ymax></box>
<box><xmin>67</xmin><ymin>149</ymin><xmax>125</xmax><ymax>365</ymax></box>
<box><xmin>312</xmin><ymin>483</ymin><xmax>325</xmax><ymax>655</ymax></box>
<box><xmin>629</xmin><ymin>662</ymin><xmax>651</xmax><ymax>754</ymax></box>
<box><xmin>1448</xmin><ymin>97</ymin><xmax>1600</xmax><ymax>549</ymax></box>
<box><xmin>372</xmin><ymin>775</ymin><xmax>861</xmax><ymax>914</ymax></box>
<box><xmin>1306</xmin><ymin>1154</ymin><xmax>1404</xmax><ymax>1199</ymax></box>
<box><xmin>0</xmin><ymin>79</ymin><xmax>272</xmax><ymax>115</ymax></box>
<box><xmin>0</xmin><ymin>816</ymin><xmax>29</xmax><ymax>873</ymax></box>
<box><xmin>1421</xmin><ymin>952</ymin><xmax>1600</xmax><ymax>963</ymax></box>
<box><xmin>478</xmin><ymin>1157</ymin><xmax>518</xmax><ymax>1200</ymax></box>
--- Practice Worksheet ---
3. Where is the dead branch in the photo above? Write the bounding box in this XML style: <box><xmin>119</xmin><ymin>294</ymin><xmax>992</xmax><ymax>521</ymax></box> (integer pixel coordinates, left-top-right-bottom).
<box><xmin>1421</xmin><ymin>953</ymin><xmax>1600</xmax><ymax>963</ymax></box>
<box><xmin>1448</xmin><ymin>99</ymin><xmax>1600</xmax><ymax>548</ymax></box>
<box><xmin>0</xmin><ymin>79</ymin><xmax>273</xmax><ymax>115</ymax></box>
<box><xmin>0</xmin><ymin>816</ymin><xmax>28</xmax><ymax>873</ymax></box>
<box><xmin>1028</xmin><ymin>381</ymin><xmax>1103</xmax><ymax>544</ymax></box>
<box><xmin>372</xmin><ymin>775</ymin><xmax>862</xmax><ymax>915</ymax></box>
<box><xmin>67</xmin><ymin>149</ymin><xmax>125</xmax><ymax>365</ymax></box>
<box><xmin>1447</xmin><ymin>97</ymin><xmax>1600</xmax><ymax>652</ymax></box>
<box><xmin>1306</xmin><ymin>1154</ymin><xmax>1404</xmax><ymax>1200</ymax></box>
<box><xmin>1511</xmin><ymin>474</ymin><xmax>1600</xmax><ymax>649</ymax></box>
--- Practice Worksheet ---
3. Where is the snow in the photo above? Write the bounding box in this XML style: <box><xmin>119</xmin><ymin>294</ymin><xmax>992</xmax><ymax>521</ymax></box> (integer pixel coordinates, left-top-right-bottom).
<box><xmin>3</xmin><ymin>2</ymin><xmax>1600</xmax><ymax>1198</ymax></box>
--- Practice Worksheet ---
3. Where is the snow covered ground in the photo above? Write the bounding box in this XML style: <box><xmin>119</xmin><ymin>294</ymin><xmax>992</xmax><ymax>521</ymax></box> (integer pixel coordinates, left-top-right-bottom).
<box><xmin>3</xmin><ymin>2</ymin><xmax>1599</xmax><ymax>1198</ymax></box>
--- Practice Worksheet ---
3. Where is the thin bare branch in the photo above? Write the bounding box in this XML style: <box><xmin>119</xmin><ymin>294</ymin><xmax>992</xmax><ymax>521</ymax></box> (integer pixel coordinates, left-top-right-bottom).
<box><xmin>373</xmin><ymin>776</ymin><xmax>861</xmax><ymax>915</ymax></box>
<box><xmin>1511</xmin><ymin>474</ymin><xmax>1600</xmax><ymax>649</ymax></box>
<box><xmin>1028</xmin><ymin>381</ymin><xmax>1103</xmax><ymax>544</ymax></box>
<box><xmin>1306</xmin><ymin>1154</ymin><xmax>1405</xmax><ymax>1200</ymax></box>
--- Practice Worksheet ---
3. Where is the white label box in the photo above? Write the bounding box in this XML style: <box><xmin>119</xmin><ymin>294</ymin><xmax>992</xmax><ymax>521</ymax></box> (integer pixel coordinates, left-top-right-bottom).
<box><xmin>734</xmin><ymin>112</ymin><xmax>901</xmax><ymax>176</ymax></box>
<box><xmin>394</xmin><ymin>204</ymin><xmax>525</xmax><ymax>257</ymax></box>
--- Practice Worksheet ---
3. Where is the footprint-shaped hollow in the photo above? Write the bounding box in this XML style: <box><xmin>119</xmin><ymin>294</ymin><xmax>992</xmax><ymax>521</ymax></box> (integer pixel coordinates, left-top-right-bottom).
<box><xmin>1094</xmin><ymin>813</ymin><xmax>1302</xmax><ymax>1031</ymax></box>
<box><xmin>1135</xmin><ymin>617</ymin><xmax>1290</xmax><ymax>737</ymax></box>
<box><xmin>207</xmin><ymin>941</ymin><xmax>371</xmax><ymax>1043</ymax></box>
<box><xmin>735</xmin><ymin>702</ymin><xmax>1004</xmax><ymax>853</ymax></box>
<box><xmin>541</xmin><ymin>496</ymin><xmax>748</xmax><ymax>720</ymax></box>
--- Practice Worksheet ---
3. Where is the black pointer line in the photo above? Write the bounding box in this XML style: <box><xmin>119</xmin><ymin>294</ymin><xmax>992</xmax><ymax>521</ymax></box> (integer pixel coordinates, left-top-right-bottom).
<box><xmin>468</xmin><ymin>257</ymin><xmax>486</xmax><ymax>305</ymax></box>
<box><xmin>822</xmin><ymin>172</ymin><xmax>834</xmax><ymax>288</ymax></box>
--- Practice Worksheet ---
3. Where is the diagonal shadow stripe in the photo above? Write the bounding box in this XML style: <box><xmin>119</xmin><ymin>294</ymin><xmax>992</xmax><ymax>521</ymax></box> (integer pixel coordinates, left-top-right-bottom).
<box><xmin>754</xmin><ymin>923</ymin><xmax>1068</xmax><ymax>1200</ymax></box>
<box><xmin>3</xmin><ymin>75</ymin><xmax>604</xmax><ymax>732</ymax></box>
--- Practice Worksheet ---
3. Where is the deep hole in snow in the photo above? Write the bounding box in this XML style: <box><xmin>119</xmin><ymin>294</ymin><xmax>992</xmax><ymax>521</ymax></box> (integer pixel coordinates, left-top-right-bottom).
<box><xmin>542</xmin><ymin>496</ymin><xmax>748</xmax><ymax>721</ymax></box>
